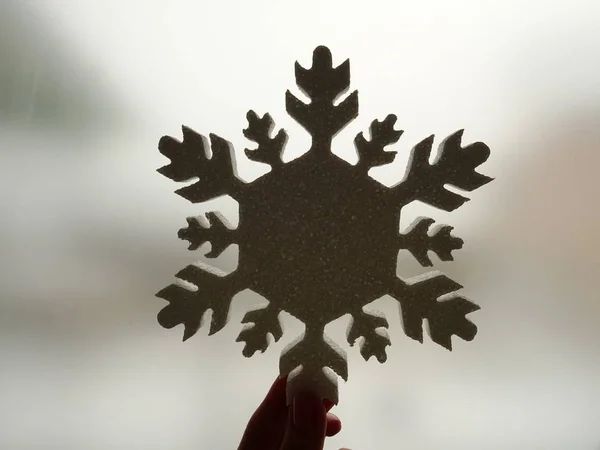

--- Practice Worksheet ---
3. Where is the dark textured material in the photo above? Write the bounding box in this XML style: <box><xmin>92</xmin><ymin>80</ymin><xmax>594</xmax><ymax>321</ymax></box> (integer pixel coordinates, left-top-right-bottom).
<box><xmin>155</xmin><ymin>46</ymin><xmax>493</xmax><ymax>403</ymax></box>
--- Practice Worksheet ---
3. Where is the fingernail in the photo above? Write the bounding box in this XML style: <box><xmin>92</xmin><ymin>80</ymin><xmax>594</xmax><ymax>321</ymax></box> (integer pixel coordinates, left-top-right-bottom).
<box><xmin>293</xmin><ymin>391</ymin><xmax>323</xmax><ymax>431</ymax></box>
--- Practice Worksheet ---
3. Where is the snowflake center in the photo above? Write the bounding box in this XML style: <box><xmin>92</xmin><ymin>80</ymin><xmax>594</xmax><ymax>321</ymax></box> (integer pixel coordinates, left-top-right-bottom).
<box><xmin>237</xmin><ymin>153</ymin><xmax>398</xmax><ymax>326</ymax></box>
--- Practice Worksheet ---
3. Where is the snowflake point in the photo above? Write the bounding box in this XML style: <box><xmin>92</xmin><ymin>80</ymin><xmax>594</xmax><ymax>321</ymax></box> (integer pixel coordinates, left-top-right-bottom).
<box><xmin>312</xmin><ymin>45</ymin><xmax>333</xmax><ymax>66</ymax></box>
<box><xmin>245</xmin><ymin>110</ymin><xmax>258</xmax><ymax>122</ymax></box>
<box><xmin>182</xmin><ymin>326</ymin><xmax>197</xmax><ymax>342</ymax></box>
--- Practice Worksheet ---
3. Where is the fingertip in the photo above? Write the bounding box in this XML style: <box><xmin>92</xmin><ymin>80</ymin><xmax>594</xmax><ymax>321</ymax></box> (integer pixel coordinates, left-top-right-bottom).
<box><xmin>263</xmin><ymin>375</ymin><xmax>287</xmax><ymax>406</ymax></box>
<box><xmin>326</xmin><ymin>412</ymin><xmax>342</xmax><ymax>437</ymax></box>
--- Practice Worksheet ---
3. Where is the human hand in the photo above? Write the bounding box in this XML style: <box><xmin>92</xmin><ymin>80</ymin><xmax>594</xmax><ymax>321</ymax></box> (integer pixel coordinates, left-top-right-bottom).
<box><xmin>237</xmin><ymin>376</ymin><xmax>349</xmax><ymax>450</ymax></box>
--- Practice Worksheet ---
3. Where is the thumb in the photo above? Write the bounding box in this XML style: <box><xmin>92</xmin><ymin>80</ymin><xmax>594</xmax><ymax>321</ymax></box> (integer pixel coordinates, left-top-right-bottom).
<box><xmin>279</xmin><ymin>391</ymin><xmax>327</xmax><ymax>450</ymax></box>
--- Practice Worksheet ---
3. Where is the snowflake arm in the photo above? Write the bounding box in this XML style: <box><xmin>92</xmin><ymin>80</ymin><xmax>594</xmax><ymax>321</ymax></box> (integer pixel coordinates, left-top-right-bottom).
<box><xmin>280</xmin><ymin>327</ymin><xmax>348</xmax><ymax>404</ymax></box>
<box><xmin>286</xmin><ymin>46</ymin><xmax>358</xmax><ymax>147</ymax></box>
<box><xmin>243</xmin><ymin>110</ymin><xmax>288</xmax><ymax>169</ymax></box>
<box><xmin>391</xmin><ymin>274</ymin><xmax>479</xmax><ymax>350</ymax></box>
<box><xmin>178</xmin><ymin>212</ymin><xmax>236</xmax><ymax>258</ymax></box>
<box><xmin>400</xmin><ymin>217</ymin><xmax>463</xmax><ymax>267</ymax></box>
<box><xmin>354</xmin><ymin>114</ymin><xmax>403</xmax><ymax>171</ymax></box>
<box><xmin>236</xmin><ymin>303</ymin><xmax>283</xmax><ymax>357</ymax></box>
<box><xmin>158</xmin><ymin>126</ymin><xmax>244</xmax><ymax>202</ymax></box>
<box><xmin>156</xmin><ymin>264</ymin><xmax>241</xmax><ymax>341</ymax></box>
<box><xmin>346</xmin><ymin>309</ymin><xmax>391</xmax><ymax>363</ymax></box>
<box><xmin>393</xmin><ymin>130</ymin><xmax>493</xmax><ymax>211</ymax></box>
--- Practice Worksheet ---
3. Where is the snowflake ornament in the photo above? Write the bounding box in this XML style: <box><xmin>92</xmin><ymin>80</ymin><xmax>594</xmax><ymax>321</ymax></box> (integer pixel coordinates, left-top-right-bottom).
<box><xmin>156</xmin><ymin>46</ymin><xmax>493</xmax><ymax>404</ymax></box>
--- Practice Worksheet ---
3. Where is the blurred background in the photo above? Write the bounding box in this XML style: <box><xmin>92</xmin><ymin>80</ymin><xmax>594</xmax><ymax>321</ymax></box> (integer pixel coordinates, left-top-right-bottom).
<box><xmin>1</xmin><ymin>0</ymin><xmax>599</xmax><ymax>449</ymax></box>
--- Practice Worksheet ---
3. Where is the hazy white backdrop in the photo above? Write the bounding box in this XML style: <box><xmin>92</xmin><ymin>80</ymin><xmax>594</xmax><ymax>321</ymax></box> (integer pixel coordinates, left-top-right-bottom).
<box><xmin>1</xmin><ymin>1</ymin><xmax>599</xmax><ymax>449</ymax></box>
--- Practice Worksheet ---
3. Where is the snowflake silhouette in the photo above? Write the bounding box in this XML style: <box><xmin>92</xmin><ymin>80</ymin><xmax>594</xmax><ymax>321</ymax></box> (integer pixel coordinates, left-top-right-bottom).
<box><xmin>156</xmin><ymin>46</ymin><xmax>492</xmax><ymax>403</ymax></box>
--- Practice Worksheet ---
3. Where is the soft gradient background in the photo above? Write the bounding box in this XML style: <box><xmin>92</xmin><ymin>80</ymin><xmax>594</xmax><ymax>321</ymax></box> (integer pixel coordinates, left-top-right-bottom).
<box><xmin>1</xmin><ymin>1</ymin><xmax>599</xmax><ymax>449</ymax></box>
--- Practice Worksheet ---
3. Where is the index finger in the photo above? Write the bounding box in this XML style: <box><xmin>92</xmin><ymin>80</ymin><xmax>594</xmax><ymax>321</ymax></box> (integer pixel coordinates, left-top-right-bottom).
<box><xmin>237</xmin><ymin>376</ymin><xmax>289</xmax><ymax>450</ymax></box>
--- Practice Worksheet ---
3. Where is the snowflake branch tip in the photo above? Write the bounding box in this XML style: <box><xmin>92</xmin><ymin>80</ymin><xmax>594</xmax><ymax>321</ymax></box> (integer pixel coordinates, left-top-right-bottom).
<box><xmin>395</xmin><ymin>130</ymin><xmax>493</xmax><ymax>211</ymax></box>
<box><xmin>400</xmin><ymin>217</ymin><xmax>464</xmax><ymax>266</ymax></box>
<box><xmin>158</xmin><ymin>127</ymin><xmax>243</xmax><ymax>203</ymax></box>
<box><xmin>156</xmin><ymin>267</ymin><xmax>239</xmax><ymax>341</ymax></box>
<box><xmin>428</xmin><ymin>297</ymin><xmax>479</xmax><ymax>350</ymax></box>
<box><xmin>236</xmin><ymin>303</ymin><xmax>283</xmax><ymax>357</ymax></box>
<box><xmin>355</xmin><ymin>114</ymin><xmax>403</xmax><ymax>170</ymax></box>
<box><xmin>157</xmin><ymin>127</ymin><xmax>206</xmax><ymax>182</ymax></box>
<box><xmin>243</xmin><ymin>110</ymin><xmax>288</xmax><ymax>168</ymax></box>
<box><xmin>286</xmin><ymin>46</ymin><xmax>359</xmax><ymax>144</ymax></box>
<box><xmin>295</xmin><ymin>46</ymin><xmax>349</xmax><ymax>102</ymax></box>
<box><xmin>178</xmin><ymin>212</ymin><xmax>235</xmax><ymax>258</ymax></box>
<box><xmin>439</xmin><ymin>130</ymin><xmax>493</xmax><ymax>190</ymax></box>
<box><xmin>392</xmin><ymin>275</ymin><xmax>479</xmax><ymax>349</ymax></box>
<box><xmin>346</xmin><ymin>310</ymin><xmax>391</xmax><ymax>363</ymax></box>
